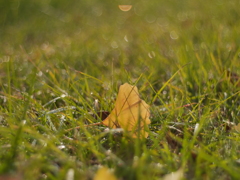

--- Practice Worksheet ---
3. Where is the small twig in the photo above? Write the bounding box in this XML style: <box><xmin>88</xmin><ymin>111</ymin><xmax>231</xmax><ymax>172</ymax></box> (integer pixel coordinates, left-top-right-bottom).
<box><xmin>45</xmin><ymin>106</ymin><xmax>77</xmax><ymax>115</ymax></box>
<box><xmin>65</xmin><ymin>122</ymin><xmax>103</xmax><ymax>132</ymax></box>
<box><xmin>168</xmin><ymin>126</ymin><xmax>183</xmax><ymax>133</ymax></box>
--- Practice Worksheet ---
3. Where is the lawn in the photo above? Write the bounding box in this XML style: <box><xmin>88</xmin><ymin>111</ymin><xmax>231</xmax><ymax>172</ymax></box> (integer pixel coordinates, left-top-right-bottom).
<box><xmin>0</xmin><ymin>0</ymin><xmax>240</xmax><ymax>179</ymax></box>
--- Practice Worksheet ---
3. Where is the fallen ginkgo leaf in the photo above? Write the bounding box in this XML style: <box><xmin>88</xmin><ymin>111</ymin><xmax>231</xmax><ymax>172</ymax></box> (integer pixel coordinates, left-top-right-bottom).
<box><xmin>102</xmin><ymin>83</ymin><xmax>151</xmax><ymax>138</ymax></box>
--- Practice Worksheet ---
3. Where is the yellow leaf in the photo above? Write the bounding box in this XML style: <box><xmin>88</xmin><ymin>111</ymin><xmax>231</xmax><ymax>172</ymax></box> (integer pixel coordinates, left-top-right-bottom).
<box><xmin>93</xmin><ymin>167</ymin><xmax>117</xmax><ymax>180</ymax></box>
<box><xmin>102</xmin><ymin>83</ymin><xmax>151</xmax><ymax>138</ymax></box>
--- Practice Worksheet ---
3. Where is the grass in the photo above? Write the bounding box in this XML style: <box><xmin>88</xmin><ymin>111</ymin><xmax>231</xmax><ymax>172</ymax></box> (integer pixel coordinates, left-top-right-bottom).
<box><xmin>0</xmin><ymin>0</ymin><xmax>240</xmax><ymax>179</ymax></box>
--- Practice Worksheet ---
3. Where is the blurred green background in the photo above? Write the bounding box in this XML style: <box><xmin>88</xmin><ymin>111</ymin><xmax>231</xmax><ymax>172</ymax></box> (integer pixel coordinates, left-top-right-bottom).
<box><xmin>1</xmin><ymin>1</ymin><xmax>239</xmax><ymax>85</ymax></box>
<box><xmin>1</xmin><ymin>0</ymin><xmax>240</xmax><ymax>105</ymax></box>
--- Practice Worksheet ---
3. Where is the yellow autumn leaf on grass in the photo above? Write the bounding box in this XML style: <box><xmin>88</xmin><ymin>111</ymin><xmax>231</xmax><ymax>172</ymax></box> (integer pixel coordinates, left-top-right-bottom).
<box><xmin>93</xmin><ymin>167</ymin><xmax>117</xmax><ymax>180</ymax></box>
<box><xmin>102</xmin><ymin>83</ymin><xmax>151</xmax><ymax>138</ymax></box>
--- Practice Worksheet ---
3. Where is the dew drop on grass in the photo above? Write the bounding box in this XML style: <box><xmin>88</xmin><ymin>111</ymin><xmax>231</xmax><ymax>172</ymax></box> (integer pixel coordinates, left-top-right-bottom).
<box><xmin>22</xmin><ymin>120</ymin><xmax>26</xmax><ymax>125</ymax></box>
<box><xmin>159</xmin><ymin>107</ymin><xmax>166</xmax><ymax>112</ymax></box>
<box><xmin>36</xmin><ymin>91</ymin><xmax>42</xmax><ymax>96</ymax></box>
<box><xmin>118</xmin><ymin>5</ymin><xmax>132</xmax><ymax>12</ymax></box>
<box><xmin>36</xmin><ymin>71</ymin><xmax>43</xmax><ymax>77</ymax></box>
<box><xmin>104</xmin><ymin>128</ymin><xmax>110</xmax><ymax>132</ymax></box>
<box><xmin>94</xmin><ymin>99</ymin><xmax>99</xmax><ymax>110</ymax></box>
<box><xmin>58</xmin><ymin>144</ymin><xmax>66</xmax><ymax>150</ymax></box>
<box><xmin>60</xmin><ymin>115</ymin><xmax>66</xmax><ymax>121</ymax></box>
<box><xmin>61</xmin><ymin>94</ymin><xmax>67</xmax><ymax>98</ymax></box>
<box><xmin>106</xmin><ymin>149</ymin><xmax>111</xmax><ymax>155</ymax></box>
<box><xmin>163</xmin><ymin>90</ymin><xmax>167</xmax><ymax>95</ymax></box>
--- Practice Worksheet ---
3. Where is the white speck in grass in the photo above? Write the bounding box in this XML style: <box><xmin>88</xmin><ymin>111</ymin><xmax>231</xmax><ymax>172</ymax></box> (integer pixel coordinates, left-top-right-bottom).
<box><xmin>37</xmin><ymin>91</ymin><xmax>42</xmax><ymax>95</ymax></box>
<box><xmin>61</xmin><ymin>94</ymin><xmax>67</xmax><ymax>98</ymax></box>
<box><xmin>163</xmin><ymin>90</ymin><xmax>167</xmax><ymax>95</ymax></box>
<box><xmin>124</xmin><ymin>35</ymin><xmax>128</xmax><ymax>42</ymax></box>
<box><xmin>106</xmin><ymin>149</ymin><xmax>112</xmax><ymax>155</ymax></box>
<box><xmin>22</xmin><ymin>120</ymin><xmax>27</xmax><ymax>125</ymax></box>
<box><xmin>66</xmin><ymin>168</ymin><xmax>74</xmax><ymax>180</ymax></box>
<box><xmin>159</xmin><ymin>107</ymin><xmax>167</xmax><ymax>112</ymax></box>
<box><xmin>60</xmin><ymin>115</ymin><xmax>66</xmax><ymax>125</ymax></box>
<box><xmin>104</xmin><ymin>128</ymin><xmax>110</xmax><ymax>132</ymax></box>
<box><xmin>36</xmin><ymin>71</ymin><xmax>43</xmax><ymax>77</ymax></box>
<box><xmin>148</xmin><ymin>51</ymin><xmax>155</xmax><ymax>58</ymax></box>
<box><xmin>156</xmin><ymin>163</ymin><xmax>163</xmax><ymax>168</ymax></box>
<box><xmin>58</xmin><ymin>144</ymin><xmax>66</xmax><ymax>150</ymax></box>
<box><xmin>170</xmin><ymin>31</ymin><xmax>179</xmax><ymax>40</ymax></box>
<box><xmin>224</xmin><ymin>92</ymin><xmax>228</xmax><ymax>99</ymax></box>
<box><xmin>194</xmin><ymin>123</ymin><xmax>200</xmax><ymax>136</ymax></box>
<box><xmin>94</xmin><ymin>99</ymin><xmax>99</xmax><ymax>111</ymax></box>
<box><xmin>31</xmin><ymin>139</ymin><xmax>37</xmax><ymax>146</ymax></box>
